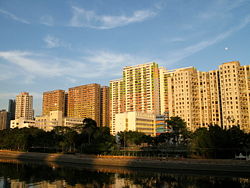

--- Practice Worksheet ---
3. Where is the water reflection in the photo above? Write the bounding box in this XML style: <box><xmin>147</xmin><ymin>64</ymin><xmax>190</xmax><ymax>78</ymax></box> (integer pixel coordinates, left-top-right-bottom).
<box><xmin>0</xmin><ymin>160</ymin><xmax>249</xmax><ymax>188</ymax></box>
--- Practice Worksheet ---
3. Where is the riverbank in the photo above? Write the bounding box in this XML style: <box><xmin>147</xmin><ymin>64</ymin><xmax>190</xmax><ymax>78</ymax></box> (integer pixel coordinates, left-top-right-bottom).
<box><xmin>0</xmin><ymin>150</ymin><xmax>250</xmax><ymax>173</ymax></box>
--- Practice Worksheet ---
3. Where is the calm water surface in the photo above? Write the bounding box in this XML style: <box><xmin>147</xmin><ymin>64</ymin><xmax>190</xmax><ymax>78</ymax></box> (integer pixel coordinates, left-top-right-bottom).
<box><xmin>0</xmin><ymin>160</ymin><xmax>249</xmax><ymax>188</ymax></box>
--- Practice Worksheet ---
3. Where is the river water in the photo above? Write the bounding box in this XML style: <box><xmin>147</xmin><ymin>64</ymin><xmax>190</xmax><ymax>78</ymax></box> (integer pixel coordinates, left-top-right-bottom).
<box><xmin>0</xmin><ymin>160</ymin><xmax>249</xmax><ymax>188</ymax></box>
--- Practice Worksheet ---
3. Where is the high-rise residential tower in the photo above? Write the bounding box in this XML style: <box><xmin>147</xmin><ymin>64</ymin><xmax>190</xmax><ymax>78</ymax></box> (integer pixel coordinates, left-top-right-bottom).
<box><xmin>167</xmin><ymin>67</ymin><xmax>200</xmax><ymax>131</ymax></box>
<box><xmin>68</xmin><ymin>83</ymin><xmax>101</xmax><ymax>126</ymax></box>
<box><xmin>15</xmin><ymin>92</ymin><xmax>34</xmax><ymax>120</ymax></box>
<box><xmin>219</xmin><ymin>61</ymin><xmax>250</xmax><ymax>131</ymax></box>
<box><xmin>123</xmin><ymin>62</ymin><xmax>160</xmax><ymax>114</ymax></box>
<box><xmin>161</xmin><ymin>61</ymin><xmax>250</xmax><ymax>132</ymax></box>
<box><xmin>111</xmin><ymin>61</ymin><xmax>250</xmax><ymax>133</ymax></box>
<box><xmin>110</xmin><ymin>62</ymin><xmax>160</xmax><ymax>134</ymax></box>
<box><xmin>42</xmin><ymin>90</ymin><xmax>65</xmax><ymax>116</ymax></box>
<box><xmin>110</xmin><ymin>78</ymin><xmax>126</xmax><ymax>133</ymax></box>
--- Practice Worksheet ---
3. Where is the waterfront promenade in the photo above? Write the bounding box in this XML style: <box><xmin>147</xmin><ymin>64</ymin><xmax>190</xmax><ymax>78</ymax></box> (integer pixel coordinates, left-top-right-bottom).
<box><xmin>0</xmin><ymin>150</ymin><xmax>250</xmax><ymax>173</ymax></box>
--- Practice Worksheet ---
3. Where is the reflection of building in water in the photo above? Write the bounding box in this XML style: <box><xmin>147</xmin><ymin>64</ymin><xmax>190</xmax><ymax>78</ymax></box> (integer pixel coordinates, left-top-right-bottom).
<box><xmin>9</xmin><ymin>179</ymin><xmax>68</xmax><ymax>188</ymax></box>
<box><xmin>10</xmin><ymin>179</ymin><xmax>26</xmax><ymax>188</ymax></box>
<box><xmin>112</xmin><ymin>174</ymin><xmax>138</xmax><ymax>188</ymax></box>
<box><xmin>8</xmin><ymin>179</ymin><xmax>96</xmax><ymax>188</ymax></box>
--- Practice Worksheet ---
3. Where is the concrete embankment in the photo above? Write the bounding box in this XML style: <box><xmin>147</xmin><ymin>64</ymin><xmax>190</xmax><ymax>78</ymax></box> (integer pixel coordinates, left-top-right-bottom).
<box><xmin>0</xmin><ymin>150</ymin><xmax>250</xmax><ymax>173</ymax></box>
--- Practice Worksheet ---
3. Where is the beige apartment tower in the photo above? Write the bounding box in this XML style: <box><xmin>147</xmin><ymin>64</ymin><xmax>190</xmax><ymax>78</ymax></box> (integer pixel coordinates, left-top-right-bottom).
<box><xmin>42</xmin><ymin>90</ymin><xmax>65</xmax><ymax>116</ymax></box>
<box><xmin>162</xmin><ymin>61</ymin><xmax>250</xmax><ymax>132</ymax></box>
<box><xmin>15</xmin><ymin>92</ymin><xmax>34</xmax><ymax>120</ymax></box>
<box><xmin>219</xmin><ymin>61</ymin><xmax>250</xmax><ymax>131</ymax></box>
<box><xmin>68</xmin><ymin>83</ymin><xmax>101</xmax><ymax>126</ymax></box>
<box><xmin>167</xmin><ymin>67</ymin><xmax>200</xmax><ymax>131</ymax></box>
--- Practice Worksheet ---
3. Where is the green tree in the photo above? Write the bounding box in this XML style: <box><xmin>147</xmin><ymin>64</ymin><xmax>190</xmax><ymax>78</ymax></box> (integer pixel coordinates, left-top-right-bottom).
<box><xmin>190</xmin><ymin>125</ymin><xmax>248</xmax><ymax>158</ymax></box>
<box><xmin>189</xmin><ymin>127</ymin><xmax>213</xmax><ymax>158</ymax></box>
<box><xmin>118</xmin><ymin>131</ymin><xmax>149</xmax><ymax>147</ymax></box>
<box><xmin>83</xmin><ymin>118</ymin><xmax>98</xmax><ymax>144</ymax></box>
<box><xmin>159</xmin><ymin>116</ymin><xmax>190</xmax><ymax>145</ymax></box>
<box><xmin>53</xmin><ymin>126</ymin><xmax>78</xmax><ymax>152</ymax></box>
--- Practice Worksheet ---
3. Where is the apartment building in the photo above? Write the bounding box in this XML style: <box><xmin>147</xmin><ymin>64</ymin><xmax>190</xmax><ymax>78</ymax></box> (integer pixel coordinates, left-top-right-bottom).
<box><xmin>167</xmin><ymin>67</ymin><xmax>200</xmax><ymax>131</ymax></box>
<box><xmin>42</xmin><ymin>90</ymin><xmax>65</xmax><ymax>116</ymax></box>
<box><xmin>15</xmin><ymin>92</ymin><xmax>34</xmax><ymax>120</ymax></box>
<box><xmin>110</xmin><ymin>62</ymin><xmax>160</xmax><ymax>135</ymax></box>
<box><xmin>68</xmin><ymin>83</ymin><xmax>101</xmax><ymax>126</ymax></box>
<box><xmin>123</xmin><ymin>62</ymin><xmax>160</xmax><ymax>114</ymax></box>
<box><xmin>219</xmin><ymin>61</ymin><xmax>250</xmax><ymax>131</ymax></box>
<box><xmin>164</xmin><ymin>61</ymin><xmax>250</xmax><ymax>132</ymax></box>
<box><xmin>110</xmin><ymin>79</ymin><xmax>126</xmax><ymax>133</ymax></box>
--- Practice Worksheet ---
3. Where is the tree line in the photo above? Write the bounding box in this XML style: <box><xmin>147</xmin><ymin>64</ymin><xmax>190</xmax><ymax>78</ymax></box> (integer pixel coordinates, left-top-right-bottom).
<box><xmin>0</xmin><ymin>117</ymin><xmax>249</xmax><ymax>159</ymax></box>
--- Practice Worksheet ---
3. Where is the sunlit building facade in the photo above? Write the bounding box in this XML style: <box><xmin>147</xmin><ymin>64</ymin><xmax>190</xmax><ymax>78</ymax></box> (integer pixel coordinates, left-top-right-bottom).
<box><xmin>115</xmin><ymin>111</ymin><xmax>156</xmax><ymax>136</ymax></box>
<box><xmin>15</xmin><ymin>92</ymin><xmax>34</xmax><ymax>120</ymax></box>
<box><xmin>110</xmin><ymin>62</ymin><xmax>160</xmax><ymax>135</ymax></box>
<box><xmin>42</xmin><ymin>89</ymin><xmax>65</xmax><ymax>116</ymax></box>
<box><xmin>219</xmin><ymin>61</ymin><xmax>250</xmax><ymax>132</ymax></box>
<box><xmin>68</xmin><ymin>83</ymin><xmax>101</xmax><ymax>126</ymax></box>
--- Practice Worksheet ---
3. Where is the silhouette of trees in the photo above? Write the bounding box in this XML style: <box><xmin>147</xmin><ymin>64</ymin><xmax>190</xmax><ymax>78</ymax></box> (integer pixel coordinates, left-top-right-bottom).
<box><xmin>0</xmin><ymin>118</ymin><xmax>115</xmax><ymax>154</ymax></box>
<box><xmin>190</xmin><ymin>125</ymin><xmax>249</xmax><ymax>158</ymax></box>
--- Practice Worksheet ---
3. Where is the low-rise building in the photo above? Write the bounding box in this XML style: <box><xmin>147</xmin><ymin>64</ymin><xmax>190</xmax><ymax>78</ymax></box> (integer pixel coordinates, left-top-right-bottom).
<box><xmin>155</xmin><ymin>114</ymin><xmax>172</xmax><ymax>135</ymax></box>
<box><xmin>115</xmin><ymin>111</ymin><xmax>156</xmax><ymax>136</ymax></box>
<box><xmin>34</xmin><ymin>111</ymin><xmax>83</xmax><ymax>131</ymax></box>
<box><xmin>35</xmin><ymin>111</ymin><xmax>63</xmax><ymax>131</ymax></box>
<box><xmin>10</xmin><ymin>118</ymin><xmax>35</xmax><ymax>129</ymax></box>
<box><xmin>64</xmin><ymin>117</ymin><xmax>83</xmax><ymax>127</ymax></box>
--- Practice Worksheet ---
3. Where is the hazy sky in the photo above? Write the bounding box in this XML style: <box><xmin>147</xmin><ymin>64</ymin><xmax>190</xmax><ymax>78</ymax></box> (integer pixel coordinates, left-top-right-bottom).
<box><xmin>0</xmin><ymin>0</ymin><xmax>250</xmax><ymax>115</ymax></box>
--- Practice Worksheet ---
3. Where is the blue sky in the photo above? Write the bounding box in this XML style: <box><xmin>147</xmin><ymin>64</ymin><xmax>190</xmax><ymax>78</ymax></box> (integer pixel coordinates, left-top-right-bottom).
<box><xmin>0</xmin><ymin>0</ymin><xmax>250</xmax><ymax>115</ymax></box>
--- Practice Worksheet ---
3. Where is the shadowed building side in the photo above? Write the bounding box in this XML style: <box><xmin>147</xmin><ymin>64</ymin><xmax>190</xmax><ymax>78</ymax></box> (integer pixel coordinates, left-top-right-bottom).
<box><xmin>0</xmin><ymin>110</ymin><xmax>10</xmax><ymax>130</ymax></box>
<box><xmin>100</xmin><ymin>86</ymin><xmax>110</xmax><ymax>127</ymax></box>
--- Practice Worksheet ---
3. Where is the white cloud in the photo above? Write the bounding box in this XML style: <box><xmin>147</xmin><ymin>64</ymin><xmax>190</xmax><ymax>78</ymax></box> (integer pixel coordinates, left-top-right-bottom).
<box><xmin>0</xmin><ymin>50</ymin><xmax>149</xmax><ymax>83</ymax></box>
<box><xmin>165</xmin><ymin>15</ymin><xmax>250</xmax><ymax>65</ymax></box>
<box><xmin>0</xmin><ymin>51</ymin><xmax>66</xmax><ymax>79</ymax></box>
<box><xmin>199</xmin><ymin>0</ymin><xmax>246</xmax><ymax>19</ymax></box>
<box><xmin>70</xmin><ymin>6</ymin><xmax>157</xmax><ymax>29</ymax></box>
<box><xmin>44</xmin><ymin>35</ymin><xmax>70</xmax><ymax>49</ymax></box>
<box><xmin>40</xmin><ymin>15</ymin><xmax>54</xmax><ymax>26</ymax></box>
<box><xmin>0</xmin><ymin>9</ymin><xmax>30</xmax><ymax>24</ymax></box>
<box><xmin>43</xmin><ymin>35</ymin><xmax>71</xmax><ymax>48</ymax></box>
<box><xmin>83</xmin><ymin>50</ymin><xmax>149</xmax><ymax>76</ymax></box>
